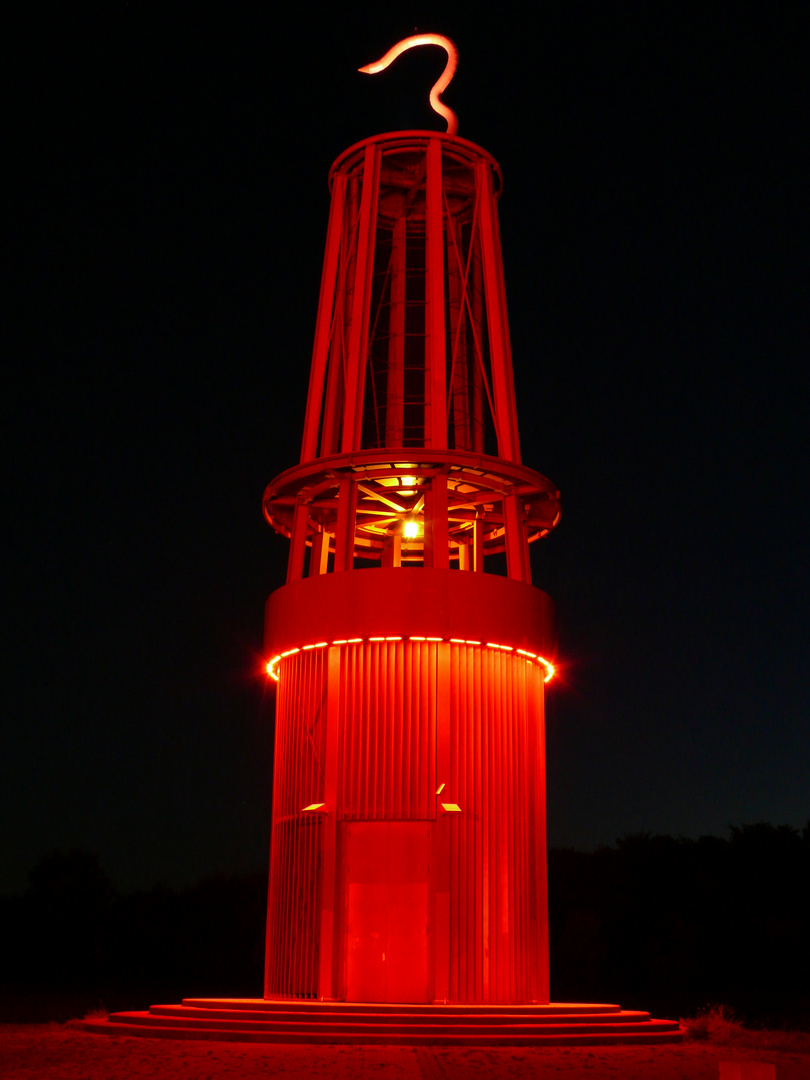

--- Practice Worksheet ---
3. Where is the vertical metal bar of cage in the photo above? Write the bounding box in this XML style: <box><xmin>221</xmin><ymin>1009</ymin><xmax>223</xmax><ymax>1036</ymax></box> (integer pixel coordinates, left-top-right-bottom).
<box><xmin>425</xmin><ymin>138</ymin><xmax>447</xmax><ymax>450</ymax></box>
<box><xmin>476</xmin><ymin>160</ymin><xmax>521</xmax><ymax>464</ymax></box>
<box><xmin>301</xmin><ymin>172</ymin><xmax>347</xmax><ymax>463</ymax></box>
<box><xmin>385</xmin><ymin>214</ymin><xmax>406</xmax><ymax>447</ymax></box>
<box><xmin>333</xmin><ymin>474</ymin><xmax>357</xmax><ymax>571</ymax></box>
<box><xmin>342</xmin><ymin>143</ymin><xmax>381</xmax><ymax>452</ymax></box>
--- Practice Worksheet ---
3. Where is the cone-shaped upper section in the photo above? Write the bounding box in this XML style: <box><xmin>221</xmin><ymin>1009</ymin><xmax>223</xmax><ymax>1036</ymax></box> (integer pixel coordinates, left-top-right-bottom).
<box><xmin>264</xmin><ymin>129</ymin><xmax>560</xmax><ymax>585</ymax></box>
<box><xmin>302</xmin><ymin>132</ymin><xmax>519</xmax><ymax>462</ymax></box>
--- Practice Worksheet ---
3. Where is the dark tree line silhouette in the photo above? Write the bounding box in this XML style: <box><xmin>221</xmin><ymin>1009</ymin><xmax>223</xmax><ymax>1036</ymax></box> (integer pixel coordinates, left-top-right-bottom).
<box><xmin>2</xmin><ymin>823</ymin><xmax>808</xmax><ymax>1026</ymax></box>
<box><xmin>0</xmin><ymin>852</ymin><xmax>267</xmax><ymax>1021</ymax></box>
<box><xmin>548</xmin><ymin>823</ymin><xmax>810</xmax><ymax>1028</ymax></box>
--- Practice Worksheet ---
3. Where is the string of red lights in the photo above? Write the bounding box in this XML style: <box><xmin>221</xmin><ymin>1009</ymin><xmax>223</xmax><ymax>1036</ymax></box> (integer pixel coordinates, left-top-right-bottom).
<box><xmin>266</xmin><ymin>636</ymin><xmax>555</xmax><ymax>683</ymax></box>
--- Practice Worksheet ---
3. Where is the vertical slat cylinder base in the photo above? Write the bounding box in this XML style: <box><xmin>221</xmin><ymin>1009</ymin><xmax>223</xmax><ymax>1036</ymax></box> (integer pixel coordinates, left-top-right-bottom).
<box><xmin>264</xmin><ymin>570</ymin><xmax>551</xmax><ymax>1004</ymax></box>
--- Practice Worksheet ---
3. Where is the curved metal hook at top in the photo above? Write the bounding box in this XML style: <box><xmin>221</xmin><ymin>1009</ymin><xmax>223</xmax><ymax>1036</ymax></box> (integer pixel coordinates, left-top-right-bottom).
<box><xmin>359</xmin><ymin>34</ymin><xmax>459</xmax><ymax>136</ymax></box>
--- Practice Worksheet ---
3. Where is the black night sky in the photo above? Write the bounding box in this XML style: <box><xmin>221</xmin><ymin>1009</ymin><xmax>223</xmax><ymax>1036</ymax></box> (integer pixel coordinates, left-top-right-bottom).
<box><xmin>4</xmin><ymin>4</ymin><xmax>808</xmax><ymax>897</ymax></box>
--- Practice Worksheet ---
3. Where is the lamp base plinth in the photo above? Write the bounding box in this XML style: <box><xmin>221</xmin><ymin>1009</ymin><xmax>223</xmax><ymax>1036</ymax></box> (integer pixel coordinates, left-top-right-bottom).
<box><xmin>80</xmin><ymin>998</ymin><xmax>682</xmax><ymax>1044</ymax></box>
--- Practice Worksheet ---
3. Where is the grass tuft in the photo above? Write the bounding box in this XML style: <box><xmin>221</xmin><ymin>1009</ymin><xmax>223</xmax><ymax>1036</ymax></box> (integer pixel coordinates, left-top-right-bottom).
<box><xmin>681</xmin><ymin>1005</ymin><xmax>810</xmax><ymax>1052</ymax></box>
<box><xmin>682</xmin><ymin>1004</ymin><xmax>744</xmax><ymax>1041</ymax></box>
<box><xmin>82</xmin><ymin>1006</ymin><xmax>108</xmax><ymax>1021</ymax></box>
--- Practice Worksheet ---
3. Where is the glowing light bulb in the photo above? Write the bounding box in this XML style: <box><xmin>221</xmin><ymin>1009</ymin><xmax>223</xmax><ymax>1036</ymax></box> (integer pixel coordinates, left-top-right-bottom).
<box><xmin>400</xmin><ymin>475</ymin><xmax>417</xmax><ymax>487</ymax></box>
<box><xmin>403</xmin><ymin>519</ymin><xmax>419</xmax><ymax>539</ymax></box>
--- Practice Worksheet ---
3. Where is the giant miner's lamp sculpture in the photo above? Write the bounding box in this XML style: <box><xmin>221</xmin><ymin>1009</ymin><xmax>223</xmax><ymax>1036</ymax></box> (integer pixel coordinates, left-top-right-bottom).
<box><xmin>263</xmin><ymin>34</ymin><xmax>557</xmax><ymax>1004</ymax></box>
<box><xmin>84</xmin><ymin>36</ymin><xmax>682</xmax><ymax>1043</ymax></box>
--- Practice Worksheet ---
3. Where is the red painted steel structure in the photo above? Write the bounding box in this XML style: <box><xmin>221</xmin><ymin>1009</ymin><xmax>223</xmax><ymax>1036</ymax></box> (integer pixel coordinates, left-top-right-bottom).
<box><xmin>262</xmin><ymin>123</ymin><xmax>561</xmax><ymax>1005</ymax></box>
<box><xmin>79</xmin><ymin>46</ymin><xmax>682</xmax><ymax>1049</ymax></box>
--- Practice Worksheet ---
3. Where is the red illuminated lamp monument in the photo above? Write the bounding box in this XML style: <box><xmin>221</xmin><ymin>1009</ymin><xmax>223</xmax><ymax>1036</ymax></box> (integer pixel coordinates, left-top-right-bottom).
<box><xmin>84</xmin><ymin>36</ymin><xmax>681</xmax><ymax>1043</ymax></box>
<box><xmin>262</xmin><ymin>35</ymin><xmax>558</xmax><ymax>1006</ymax></box>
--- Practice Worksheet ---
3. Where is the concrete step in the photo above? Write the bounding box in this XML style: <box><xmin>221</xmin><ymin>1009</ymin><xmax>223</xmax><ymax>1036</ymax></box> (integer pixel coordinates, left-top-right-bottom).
<box><xmin>148</xmin><ymin>1004</ymin><xmax>655</xmax><ymax>1026</ymax></box>
<box><xmin>82</xmin><ymin>1018</ymin><xmax>683</xmax><ymax>1046</ymax></box>
<box><xmin>179</xmin><ymin>997</ymin><xmax>624</xmax><ymax>1016</ymax></box>
<box><xmin>109</xmin><ymin>1012</ymin><xmax>676</xmax><ymax>1036</ymax></box>
<box><xmin>79</xmin><ymin>998</ymin><xmax>683</xmax><ymax>1045</ymax></box>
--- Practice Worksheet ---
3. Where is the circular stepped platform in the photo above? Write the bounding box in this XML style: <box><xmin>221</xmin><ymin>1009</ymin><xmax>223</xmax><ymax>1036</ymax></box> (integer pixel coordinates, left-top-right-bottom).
<box><xmin>81</xmin><ymin>998</ymin><xmax>683</xmax><ymax>1046</ymax></box>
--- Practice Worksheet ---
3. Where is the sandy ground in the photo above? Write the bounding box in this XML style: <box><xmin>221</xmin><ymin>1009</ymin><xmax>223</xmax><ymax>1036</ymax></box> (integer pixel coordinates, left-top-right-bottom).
<box><xmin>1</xmin><ymin>1025</ymin><xmax>809</xmax><ymax>1079</ymax></box>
